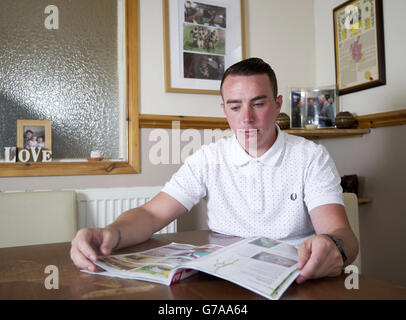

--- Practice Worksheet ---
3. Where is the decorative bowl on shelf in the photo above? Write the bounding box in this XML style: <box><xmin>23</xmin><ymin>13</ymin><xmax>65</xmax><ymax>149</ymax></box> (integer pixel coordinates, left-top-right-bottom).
<box><xmin>335</xmin><ymin>111</ymin><xmax>358</xmax><ymax>129</ymax></box>
<box><xmin>276</xmin><ymin>113</ymin><xmax>290</xmax><ymax>130</ymax></box>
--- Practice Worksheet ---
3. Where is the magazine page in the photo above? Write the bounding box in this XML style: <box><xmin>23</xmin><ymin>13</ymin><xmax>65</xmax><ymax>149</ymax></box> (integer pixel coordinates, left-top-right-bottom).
<box><xmin>184</xmin><ymin>236</ymin><xmax>300</xmax><ymax>300</ymax></box>
<box><xmin>91</xmin><ymin>242</ymin><xmax>224</xmax><ymax>285</ymax></box>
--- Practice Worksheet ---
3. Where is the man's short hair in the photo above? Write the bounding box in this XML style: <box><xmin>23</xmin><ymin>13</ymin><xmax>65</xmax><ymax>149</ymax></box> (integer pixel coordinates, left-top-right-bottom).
<box><xmin>220</xmin><ymin>57</ymin><xmax>278</xmax><ymax>99</ymax></box>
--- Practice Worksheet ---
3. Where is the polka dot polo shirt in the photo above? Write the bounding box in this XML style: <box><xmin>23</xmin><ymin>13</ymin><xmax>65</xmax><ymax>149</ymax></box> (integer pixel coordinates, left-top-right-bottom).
<box><xmin>162</xmin><ymin>126</ymin><xmax>343</xmax><ymax>247</ymax></box>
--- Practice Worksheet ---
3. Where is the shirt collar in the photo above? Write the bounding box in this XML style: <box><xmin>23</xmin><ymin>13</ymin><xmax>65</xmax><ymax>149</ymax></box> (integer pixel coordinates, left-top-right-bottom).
<box><xmin>230</xmin><ymin>124</ymin><xmax>285</xmax><ymax>167</ymax></box>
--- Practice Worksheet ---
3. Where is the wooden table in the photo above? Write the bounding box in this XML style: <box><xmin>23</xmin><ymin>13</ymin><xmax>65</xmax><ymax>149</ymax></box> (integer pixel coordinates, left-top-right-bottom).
<box><xmin>1</xmin><ymin>230</ymin><xmax>405</xmax><ymax>300</ymax></box>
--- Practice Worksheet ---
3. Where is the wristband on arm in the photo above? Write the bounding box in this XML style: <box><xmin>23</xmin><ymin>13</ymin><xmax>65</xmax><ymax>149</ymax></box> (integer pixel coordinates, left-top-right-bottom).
<box><xmin>112</xmin><ymin>228</ymin><xmax>121</xmax><ymax>251</ymax></box>
<box><xmin>320</xmin><ymin>233</ymin><xmax>348</xmax><ymax>264</ymax></box>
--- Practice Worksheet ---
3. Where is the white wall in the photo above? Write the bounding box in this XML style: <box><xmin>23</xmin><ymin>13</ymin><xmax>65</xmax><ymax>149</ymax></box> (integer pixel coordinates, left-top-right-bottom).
<box><xmin>314</xmin><ymin>0</ymin><xmax>406</xmax><ymax>115</ymax></box>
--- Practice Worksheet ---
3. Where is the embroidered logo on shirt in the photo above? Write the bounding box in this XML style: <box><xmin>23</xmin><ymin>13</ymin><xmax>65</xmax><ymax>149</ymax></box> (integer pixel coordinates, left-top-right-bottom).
<box><xmin>290</xmin><ymin>193</ymin><xmax>297</xmax><ymax>201</ymax></box>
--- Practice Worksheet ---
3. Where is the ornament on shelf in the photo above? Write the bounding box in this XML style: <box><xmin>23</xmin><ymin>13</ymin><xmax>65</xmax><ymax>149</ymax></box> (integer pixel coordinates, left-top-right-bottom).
<box><xmin>276</xmin><ymin>113</ymin><xmax>290</xmax><ymax>130</ymax></box>
<box><xmin>335</xmin><ymin>111</ymin><xmax>358</xmax><ymax>129</ymax></box>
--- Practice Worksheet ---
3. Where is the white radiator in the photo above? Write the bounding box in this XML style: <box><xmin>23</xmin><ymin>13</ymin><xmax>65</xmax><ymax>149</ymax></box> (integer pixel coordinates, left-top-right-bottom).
<box><xmin>76</xmin><ymin>186</ymin><xmax>177</xmax><ymax>234</ymax></box>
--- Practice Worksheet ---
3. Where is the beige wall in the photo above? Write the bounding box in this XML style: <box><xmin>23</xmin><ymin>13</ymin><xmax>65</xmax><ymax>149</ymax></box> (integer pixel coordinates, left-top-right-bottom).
<box><xmin>319</xmin><ymin>125</ymin><xmax>406</xmax><ymax>287</ymax></box>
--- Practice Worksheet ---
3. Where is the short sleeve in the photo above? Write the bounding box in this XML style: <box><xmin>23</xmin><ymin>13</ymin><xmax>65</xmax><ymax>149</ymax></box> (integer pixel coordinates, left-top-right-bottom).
<box><xmin>161</xmin><ymin>148</ymin><xmax>207</xmax><ymax>211</ymax></box>
<box><xmin>303</xmin><ymin>144</ymin><xmax>343</xmax><ymax>212</ymax></box>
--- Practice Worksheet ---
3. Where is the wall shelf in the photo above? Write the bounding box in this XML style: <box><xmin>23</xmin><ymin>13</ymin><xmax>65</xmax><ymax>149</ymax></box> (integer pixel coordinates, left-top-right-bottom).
<box><xmin>283</xmin><ymin>128</ymin><xmax>371</xmax><ymax>139</ymax></box>
<box><xmin>139</xmin><ymin>115</ymin><xmax>372</xmax><ymax>140</ymax></box>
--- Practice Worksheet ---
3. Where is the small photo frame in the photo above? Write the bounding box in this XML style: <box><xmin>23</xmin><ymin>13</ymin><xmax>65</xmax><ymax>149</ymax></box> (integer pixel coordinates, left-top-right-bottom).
<box><xmin>290</xmin><ymin>85</ymin><xmax>338</xmax><ymax>129</ymax></box>
<box><xmin>17</xmin><ymin>120</ymin><xmax>52</xmax><ymax>150</ymax></box>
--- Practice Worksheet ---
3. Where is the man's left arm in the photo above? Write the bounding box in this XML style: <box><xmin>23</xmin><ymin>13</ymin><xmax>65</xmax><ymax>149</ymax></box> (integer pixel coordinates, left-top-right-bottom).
<box><xmin>296</xmin><ymin>203</ymin><xmax>359</xmax><ymax>284</ymax></box>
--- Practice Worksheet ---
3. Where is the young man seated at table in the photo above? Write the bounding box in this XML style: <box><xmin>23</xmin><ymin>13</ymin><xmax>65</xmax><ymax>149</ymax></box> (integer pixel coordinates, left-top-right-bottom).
<box><xmin>70</xmin><ymin>58</ymin><xmax>359</xmax><ymax>284</ymax></box>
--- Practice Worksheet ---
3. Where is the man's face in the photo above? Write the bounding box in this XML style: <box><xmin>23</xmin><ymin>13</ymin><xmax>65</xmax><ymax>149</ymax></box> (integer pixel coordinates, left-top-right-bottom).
<box><xmin>221</xmin><ymin>74</ymin><xmax>282</xmax><ymax>156</ymax></box>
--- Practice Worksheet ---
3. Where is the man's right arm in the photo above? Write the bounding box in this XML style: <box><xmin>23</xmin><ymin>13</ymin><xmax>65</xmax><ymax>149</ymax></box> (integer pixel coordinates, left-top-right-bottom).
<box><xmin>70</xmin><ymin>192</ymin><xmax>187</xmax><ymax>271</ymax></box>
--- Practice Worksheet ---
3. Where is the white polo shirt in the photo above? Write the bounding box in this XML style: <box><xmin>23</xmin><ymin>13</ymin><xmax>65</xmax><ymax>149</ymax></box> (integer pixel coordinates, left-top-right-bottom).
<box><xmin>162</xmin><ymin>126</ymin><xmax>343</xmax><ymax>247</ymax></box>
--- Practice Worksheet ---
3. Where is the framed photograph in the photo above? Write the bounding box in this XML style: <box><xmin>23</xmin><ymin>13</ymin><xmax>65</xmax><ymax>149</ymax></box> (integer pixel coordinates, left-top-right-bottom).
<box><xmin>17</xmin><ymin>120</ymin><xmax>52</xmax><ymax>150</ymax></box>
<box><xmin>333</xmin><ymin>0</ymin><xmax>385</xmax><ymax>95</ymax></box>
<box><xmin>290</xmin><ymin>86</ymin><xmax>338</xmax><ymax>129</ymax></box>
<box><xmin>163</xmin><ymin>0</ymin><xmax>246</xmax><ymax>94</ymax></box>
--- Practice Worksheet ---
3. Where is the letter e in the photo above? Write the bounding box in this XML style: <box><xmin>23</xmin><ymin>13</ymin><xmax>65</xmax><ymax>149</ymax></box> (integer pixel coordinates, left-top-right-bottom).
<box><xmin>42</xmin><ymin>150</ymin><xmax>53</xmax><ymax>162</ymax></box>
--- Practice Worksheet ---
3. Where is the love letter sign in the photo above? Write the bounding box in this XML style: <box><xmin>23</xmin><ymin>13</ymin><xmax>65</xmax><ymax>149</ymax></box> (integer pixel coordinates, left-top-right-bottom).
<box><xmin>4</xmin><ymin>147</ymin><xmax>52</xmax><ymax>163</ymax></box>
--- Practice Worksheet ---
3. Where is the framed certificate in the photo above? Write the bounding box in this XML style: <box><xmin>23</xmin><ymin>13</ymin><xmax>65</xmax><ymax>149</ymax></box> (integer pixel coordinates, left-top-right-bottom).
<box><xmin>333</xmin><ymin>0</ymin><xmax>385</xmax><ymax>95</ymax></box>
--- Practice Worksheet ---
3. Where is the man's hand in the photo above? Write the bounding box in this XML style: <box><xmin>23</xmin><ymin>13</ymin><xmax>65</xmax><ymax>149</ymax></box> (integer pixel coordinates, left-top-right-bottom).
<box><xmin>70</xmin><ymin>227</ymin><xmax>119</xmax><ymax>272</ymax></box>
<box><xmin>70</xmin><ymin>192</ymin><xmax>188</xmax><ymax>273</ymax></box>
<box><xmin>296</xmin><ymin>235</ymin><xmax>344</xmax><ymax>284</ymax></box>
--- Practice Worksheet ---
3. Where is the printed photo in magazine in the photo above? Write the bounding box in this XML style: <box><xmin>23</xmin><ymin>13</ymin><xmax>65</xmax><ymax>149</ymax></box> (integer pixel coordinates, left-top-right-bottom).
<box><xmin>83</xmin><ymin>236</ymin><xmax>301</xmax><ymax>300</ymax></box>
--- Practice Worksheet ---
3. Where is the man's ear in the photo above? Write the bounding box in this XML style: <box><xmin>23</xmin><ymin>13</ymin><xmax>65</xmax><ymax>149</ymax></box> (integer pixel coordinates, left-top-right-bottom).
<box><xmin>275</xmin><ymin>95</ymin><xmax>283</xmax><ymax>111</ymax></box>
<box><xmin>221</xmin><ymin>103</ymin><xmax>225</xmax><ymax>113</ymax></box>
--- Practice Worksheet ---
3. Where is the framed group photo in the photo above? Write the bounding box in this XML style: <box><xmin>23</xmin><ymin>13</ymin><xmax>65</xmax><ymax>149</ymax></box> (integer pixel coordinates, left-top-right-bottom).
<box><xmin>163</xmin><ymin>0</ymin><xmax>245</xmax><ymax>94</ymax></box>
<box><xmin>17</xmin><ymin>120</ymin><xmax>52</xmax><ymax>150</ymax></box>
<box><xmin>333</xmin><ymin>0</ymin><xmax>385</xmax><ymax>95</ymax></box>
<box><xmin>290</xmin><ymin>86</ymin><xmax>339</xmax><ymax>129</ymax></box>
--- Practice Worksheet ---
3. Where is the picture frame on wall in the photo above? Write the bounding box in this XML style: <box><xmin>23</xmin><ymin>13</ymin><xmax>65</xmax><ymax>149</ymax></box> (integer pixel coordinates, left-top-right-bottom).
<box><xmin>290</xmin><ymin>86</ymin><xmax>339</xmax><ymax>129</ymax></box>
<box><xmin>163</xmin><ymin>0</ymin><xmax>246</xmax><ymax>94</ymax></box>
<box><xmin>333</xmin><ymin>0</ymin><xmax>386</xmax><ymax>95</ymax></box>
<box><xmin>17</xmin><ymin>120</ymin><xmax>52</xmax><ymax>150</ymax></box>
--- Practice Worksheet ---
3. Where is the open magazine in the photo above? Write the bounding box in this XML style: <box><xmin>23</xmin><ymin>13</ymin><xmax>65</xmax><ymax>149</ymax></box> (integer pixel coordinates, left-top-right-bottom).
<box><xmin>86</xmin><ymin>236</ymin><xmax>300</xmax><ymax>300</ymax></box>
